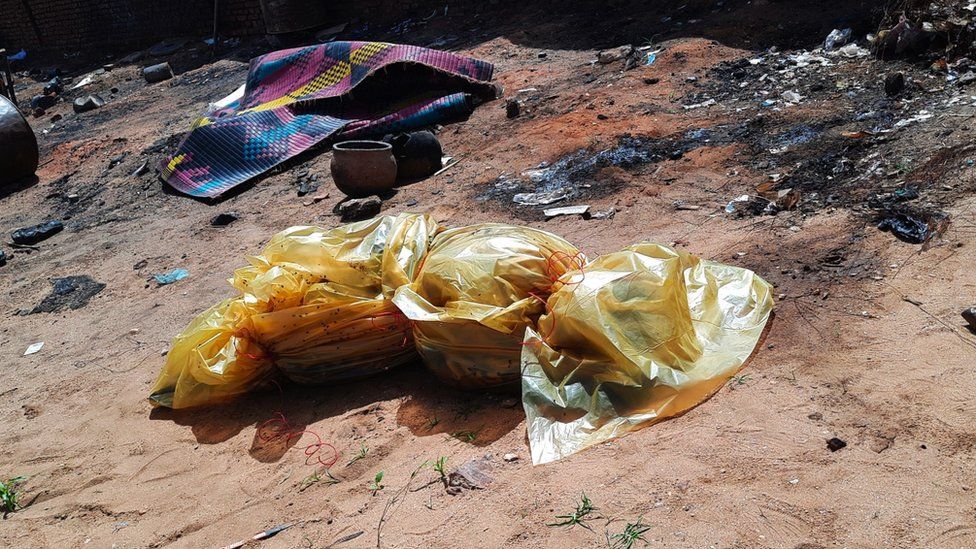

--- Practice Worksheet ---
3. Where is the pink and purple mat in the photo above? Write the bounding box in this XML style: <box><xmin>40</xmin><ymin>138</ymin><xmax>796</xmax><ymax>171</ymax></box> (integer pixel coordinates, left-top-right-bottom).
<box><xmin>160</xmin><ymin>42</ymin><xmax>497</xmax><ymax>198</ymax></box>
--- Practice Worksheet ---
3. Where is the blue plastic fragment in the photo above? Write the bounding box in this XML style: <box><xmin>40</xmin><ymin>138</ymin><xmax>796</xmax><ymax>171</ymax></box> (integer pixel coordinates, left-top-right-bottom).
<box><xmin>153</xmin><ymin>268</ymin><xmax>189</xmax><ymax>285</ymax></box>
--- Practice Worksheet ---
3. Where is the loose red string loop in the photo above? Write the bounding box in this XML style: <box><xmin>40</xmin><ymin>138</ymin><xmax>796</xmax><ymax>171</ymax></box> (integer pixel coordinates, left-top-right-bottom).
<box><xmin>256</xmin><ymin>381</ymin><xmax>340</xmax><ymax>468</ymax></box>
<box><xmin>256</xmin><ymin>411</ymin><xmax>340</xmax><ymax>468</ymax></box>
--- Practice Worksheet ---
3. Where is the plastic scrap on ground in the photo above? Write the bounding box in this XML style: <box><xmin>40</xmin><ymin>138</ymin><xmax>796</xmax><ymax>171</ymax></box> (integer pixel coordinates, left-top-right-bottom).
<box><xmin>153</xmin><ymin>268</ymin><xmax>189</xmax><ymax>285</ymax></box>
<box><xmin>150</xmin><ymin>214</ymin><xmax>773</xmax><ymax>463</ymax></box>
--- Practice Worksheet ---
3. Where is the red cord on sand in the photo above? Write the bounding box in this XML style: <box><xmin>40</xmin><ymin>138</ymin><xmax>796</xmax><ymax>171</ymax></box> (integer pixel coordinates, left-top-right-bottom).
<box><xmin>257</xmin><ymin>411</ymin><xmax>340</xmax><ymax>468</ymax></box>
<box><xmin>256</xmin><ymin>381</ymin><xmax>339</xmax><ymax>468</ymax></box>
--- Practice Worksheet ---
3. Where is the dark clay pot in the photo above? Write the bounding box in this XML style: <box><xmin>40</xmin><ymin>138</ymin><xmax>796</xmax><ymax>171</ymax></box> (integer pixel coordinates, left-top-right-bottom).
<box><xmin>384</xmin><ymin>130</ymin><xmax>442</xmax><ymax>179</ymax></box>
<box><xmin>0</xmin><ymin>95</ymin><xmax>38</xmax><ymax>187</ymax></box>
<box><xmin>330</xmin><ymin>140</ymin><xmax>397</xmax><ymax>198</ymax></box>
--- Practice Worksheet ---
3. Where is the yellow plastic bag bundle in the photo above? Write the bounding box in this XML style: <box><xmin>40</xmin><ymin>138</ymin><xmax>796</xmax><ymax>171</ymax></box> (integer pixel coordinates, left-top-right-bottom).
<box><xmin>148</xmin><ymin>298</ymin><xmax>273</xmax><ymax>409</ymax></box>
<box><xmin>149</xmin><ymin>213</ymin><xmax>439</xmax><ymax>408</ymax></box>
<box><xmin>392</xmin><ymin>224</ymin><xmax>585</xmax><ymax>389</ymax></box>
<box><xmin>521</xmin><ymin>243</ymin><xmax>774</xmax><ymax>464</ymax></box>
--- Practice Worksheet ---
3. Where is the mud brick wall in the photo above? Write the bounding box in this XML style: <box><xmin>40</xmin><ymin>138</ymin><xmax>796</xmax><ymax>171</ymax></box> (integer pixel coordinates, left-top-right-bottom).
<box><xmin>0</xmin><ymin>0</ymin><xmax>265</xmax><ymax>56</ymax></box>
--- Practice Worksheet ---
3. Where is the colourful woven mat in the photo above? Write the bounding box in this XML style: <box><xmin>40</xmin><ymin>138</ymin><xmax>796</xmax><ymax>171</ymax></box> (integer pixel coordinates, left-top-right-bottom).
<box><xmin>161</xmin><ymin>42</ymin><xmax>496</xmax><ymax>198</ymax></box>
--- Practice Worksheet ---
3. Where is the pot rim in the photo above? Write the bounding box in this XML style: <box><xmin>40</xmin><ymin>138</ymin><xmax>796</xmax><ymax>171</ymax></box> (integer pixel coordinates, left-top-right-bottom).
<box><xmin>333</xmin><ymin>140</ymin><xmax>392</xmax><ymax>152</ymax></box>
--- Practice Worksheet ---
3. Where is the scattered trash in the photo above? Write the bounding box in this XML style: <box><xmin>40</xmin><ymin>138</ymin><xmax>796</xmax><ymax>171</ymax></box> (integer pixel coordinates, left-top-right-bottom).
<box><xmin>833</xmin><ymin>43</ymin><xmax>871</xmax><ymax>58</ymax></box>
<box><xmin>72</xmin><ymin>94</ymin><xmax>105</xmax><ymax>114</ymax></box>
<box><xmin>894</xmin><ymin>110</ymin><xmax>933</xmax><ymax>129</ymax></box>
<box><xmin>220</xmin><ymin>523</ymin><xmax>294</xmax><ymax>549</ymax></box>
<box><xmin>781</xmin><ymin>90</ymin><xmax>803</xmax><ymax>104</ymax></box>
<box><xmin>885</xmin><ymin>72</ymin><xmax>906</xmax><ymax>97</ymax></box>
<box><xmin>674</xmin><ymin>202</ymin><xmax>701</xmax><ymax>211</ymax></box>
<box><xmin>385</xmin><ymin>131</ymin><xmax>443</xmax><ymax>179</ymax></box>
<box><xmin>153</xmin><ymin>268</ymin><xmax>189</xmax><ymax>286</ymax></box>
<box><xmin>331</xmin><ymin>141</ymin><xmax>397</xmax><ymax>197</ymax></box>
<box><xmin>877</xmin><ymin>211</ymin><xmax>947</xmax><ymax>244</ymax></box>
<box><xmin>142</xmin><ymin>62</ymin><xmax>174</xmax><ymax>84</ymax></box>
<box><xmin>210</xmin><ymin>213</ymin><xmax>239</xmax><ymax>227</ymax></box>
<box><xmin>543</xmin><ymin>204</ymin><xmax>590</xmax><ymax>218</ymax></box>
<box><xmin>335</xmin><ymin>196</ymin><xmax>382</xmax><ymax>222</ymax></box>
<box><xmin>70</xmin><ymin>74</ymin><xmax>95</xmax><ymax>90</ymax></box>
<box><xmin>725</xmin><ymin>195</ymin><xmax>775</xmax><ymax>216</ymax></box>
<box><xmin>683</xmin><ymin>98</ymin><xmax>716</xmax><ymax>110</ymax></box>
<box><xmin>31</xmin><ymin>276</ymin><xmax>106</xmax><ymax>314</ymax></box>
<box><xmin>6</xmin><ymin>49</ymin><xmax>26</xmax><ymax>62</ymax></box>
<box><xmin>505</xmin><ymin>98</ymin><xmax>520</xmax><ymax>118</ymax></box>
<box><xmin>644</xmin><ymin>50</ymin><xmax>659</xmax><ymax>66</ymax></box>
<box><xmin>824</xmin><ymin>28</ymin><xmax>853</xmax><ymax>51</ymax></box>
<box><xmin>132</xmin><ymin>161</ymin><xmax>149</xmax><ymax>176</ymax></box>
<box><xmin>503</xmin><ymin>453</ymin><xmax>519</xmax><ymax>462</ymax></box>
<box><xmin>11</xmin><ymin>220</ymin><xmax>63</xmax><ymax>245</ymax></box>
<box><xmin>513</xmin><ymin>188</ymin><xmax>572</xmax><ymax>206</ymax></box>
<box><xmin>588</xmin><ymin>208</ymin><xmax>615</xmax><ymax>220</ymax></box>
<box><xmin>23</xmin><ymin>342</ymin><xmax>43</xmax><ymax>356</ymax></box>
<box><xmin>827</xmin><ymin>437</ymin><xmax>847</xmax><ymax>452</ymax></box>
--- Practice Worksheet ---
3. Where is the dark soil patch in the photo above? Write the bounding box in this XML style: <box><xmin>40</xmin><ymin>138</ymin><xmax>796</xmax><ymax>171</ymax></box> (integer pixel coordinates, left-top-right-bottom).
<box><xmin>31</xmin><ymin>275</ymin><xmax>106</xmax><ymax>314</ymax></box>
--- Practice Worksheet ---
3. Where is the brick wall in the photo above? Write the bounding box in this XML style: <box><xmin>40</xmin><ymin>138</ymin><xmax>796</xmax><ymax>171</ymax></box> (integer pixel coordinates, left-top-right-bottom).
<box><xmin>0</xmin><ymin>0</ymin><xmax>265</xmax><ymax>57</ymax></box>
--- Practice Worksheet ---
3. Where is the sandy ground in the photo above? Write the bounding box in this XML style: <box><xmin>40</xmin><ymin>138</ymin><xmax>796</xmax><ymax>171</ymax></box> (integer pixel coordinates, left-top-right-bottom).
<box><xmin>2</xmin><ymin>3</ymin><xmax>976</xmax><ymax>547</ymax></box>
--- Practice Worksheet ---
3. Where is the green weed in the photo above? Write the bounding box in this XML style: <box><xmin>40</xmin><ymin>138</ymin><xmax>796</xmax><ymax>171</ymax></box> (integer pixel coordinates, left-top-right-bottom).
<box><xmin>607</xmin><ymin>516</ymin><xmax>651</xmax><ymax>548</ymax></box>
<box><xmin>0</xmin><ymin>476</ymin><xmax>26</xmax><ymax>515</ymax></box>
<box><xmin>548</xmin><ymin>492</ymin><xmax>599</xmax><ymax>531</ymax></box>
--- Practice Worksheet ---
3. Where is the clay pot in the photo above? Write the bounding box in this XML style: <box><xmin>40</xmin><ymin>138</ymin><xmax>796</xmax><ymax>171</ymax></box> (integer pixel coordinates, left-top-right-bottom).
<box><xmin>330</xmin><ymin>140</ymin><xmax>397</xmax><ymax>198</ymax></box>
<box><xmin>384</xmin><ymin>131</ymin><xmax>442</xmax><ymax>179</ymax></box>
<box><xmin>0</xmin><ymin>95</ymin><xmax>38</xmax><ymax>187</ymax></box>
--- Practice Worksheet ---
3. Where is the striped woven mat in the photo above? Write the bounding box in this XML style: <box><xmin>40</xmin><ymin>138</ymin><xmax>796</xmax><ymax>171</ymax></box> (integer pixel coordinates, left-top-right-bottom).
<box><xmin>161</xmin><ymin>42</ymin><xmax>496</xmax><ymax>198</ymax></box>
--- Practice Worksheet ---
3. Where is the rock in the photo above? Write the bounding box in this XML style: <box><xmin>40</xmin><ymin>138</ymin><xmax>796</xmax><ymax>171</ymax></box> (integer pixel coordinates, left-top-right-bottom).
<box><xmin>12</xmin><ymin>220</ymin><xmax>63</xmax><ymax>245</ymax></box>
<box><xmin>210</xmin><ymin>212</ymin><xmax>239</xmax><ymax>226</ymax></box>
<box><xmin>447</xmin><ymin>457</ymin><xmax>493</xmax><ymax>494</ymax></box>
<box><xmin>827</xmin><ymin>437</ymin><xmax>847</xmax><ymax>452</ymax></box>
<box><xmin>537</xmin><ymin>52</ymin><xmax>547</xmax><ymax>59</ymax></box>
<box><xmin>73</xmin><ymin>94</ymin><xmax>105</xmax><ymax>114</ymax></box>
<box><xmin>961</xmin><ymin>307</ymin><xmax>976</xmax><ymax>329</ymax></box>
<box><xmin>142</xmin><ymin>62</ymin><xmax>174</xmax><ymax>84</ymax></box>
<box><xmin>808</xmin><ymin>412</ymin><xmax>823</xmax><ymax>420</ymax></box>
<box><xmin>43</xmin><ymin>77</ymin><xmax>62</xmax><ymax>95</ymax></box>
<box><xmin>958</xmin><ymin>72</ymin><xmax>976</xmax><ymax>86</ymax></box>
<box><xmin>405</xmin><ymin>199</ymin><xmax>418</xmax><ymax>207</ymax></box>
<box><xmin>503</xmin><ymin>453</ymin><xmax>519</xmax><ymax>462</ymax></box>
<box><xmin>30</xmin><ymin>94</ymin><xmax>56</xmax><ymax>110</ymax></box>
<box><xmin>643</xmin><ymin>77</ymin><xmax>660</xmax><ymax>85</ymax></box>
<box><xmin>0</xmin><ymin>249</ymin><xmax>6</xmax><ymax>266</ymax></box>
<box><xmin>598</xmin><ymin>46</ymin><xmax>631</xmax><ymax>64</ymax></box>
<box><xmin>336</xmin><ymin>196</ymin><xmax>382</xmax><ymax>222</ymax></box>
<box><xmin>505</xmin><ymin>98</ymin><xmax>520</xmax><ymax>118</ymax></box>
<box><xmin>885</xmin><ymin>72</ymin><xmax>905</xmax><ymax>96</ymax></box>
<box><xmin>596</xmin><ymin>113</ymin><xmax>608</xmax><ymax>120</ymax></box>
<box><xmin>50</xmin><ymin>114</ymin><xmax>62</xmax><ymax>123</ymax></box>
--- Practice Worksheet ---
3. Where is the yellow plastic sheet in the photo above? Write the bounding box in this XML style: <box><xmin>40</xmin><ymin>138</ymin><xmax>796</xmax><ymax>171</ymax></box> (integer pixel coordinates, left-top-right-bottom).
<box><xmin>521</xmin><ymin>243</ymin><xmax>774</xmax><ymax>464</ymax></box>
<box><xmin>392</xmin><ymin>224</ymin><xmax>585</xmax><ymax>388</ymax></box>
<box><xmin>149</xmin><ymin>213</ymin><xmax>439</xmax><ymax>408</ymax></box>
